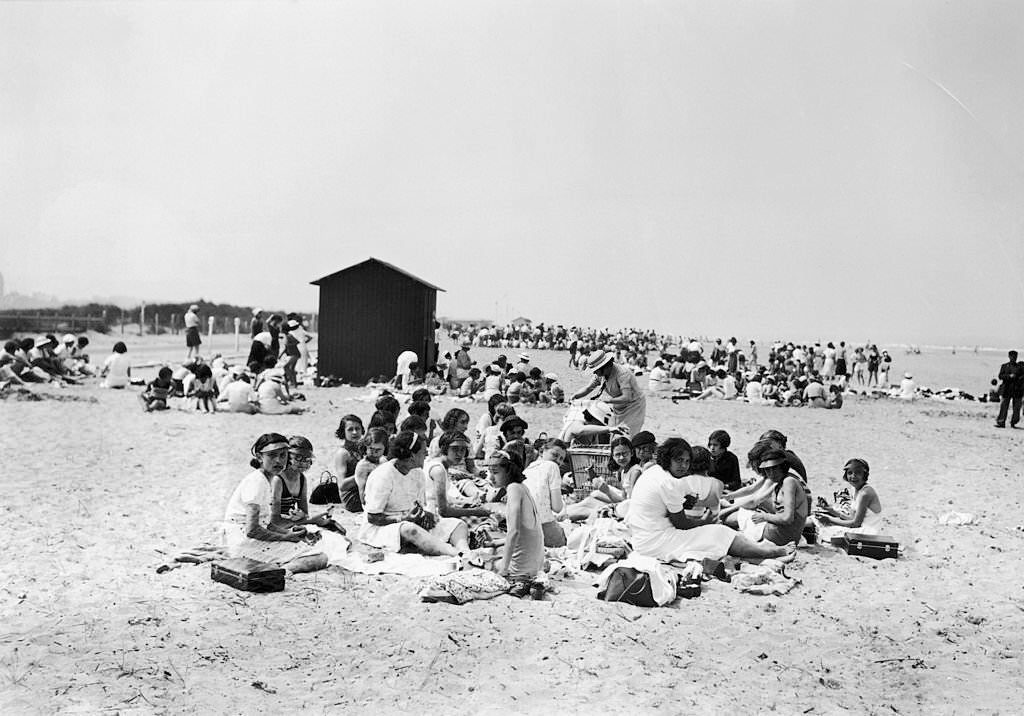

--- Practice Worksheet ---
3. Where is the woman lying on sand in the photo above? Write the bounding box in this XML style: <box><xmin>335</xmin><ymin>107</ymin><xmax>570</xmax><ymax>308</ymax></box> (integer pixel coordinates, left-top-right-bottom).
<box><xmin>221</xmin><ymin>433</ymin><xmax>327</xmax><ymax>574</ymax></box>
<box><xmin>626</xmin><ymin>438</ymin><xmax>796</xmax><ymax>563</ymax></box>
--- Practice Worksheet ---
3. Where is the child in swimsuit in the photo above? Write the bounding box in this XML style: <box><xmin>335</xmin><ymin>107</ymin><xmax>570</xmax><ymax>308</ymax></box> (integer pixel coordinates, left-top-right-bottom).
<box><xmin>140</xmin><ymin>367</ymin><xmax>174</xmax><ymax>412</ymax></box>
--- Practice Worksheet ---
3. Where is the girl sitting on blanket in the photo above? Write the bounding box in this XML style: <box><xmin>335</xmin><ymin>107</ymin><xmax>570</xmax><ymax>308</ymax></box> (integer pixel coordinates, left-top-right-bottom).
<box><xmin>357</xmin><ymin>430</ymin><xmax>479</xmax><ymax>564</ymax></box>
<box><xmin>334</xmin><ymin>414</ymin><xmax>366</xmax><ymax>512</ymax></box>
<box><xmin>353</xmin><ymin>427</ymin><xmax>389</xmax><ymax>505</ymax></box>
<box><xmin>490</xmin><ymin>449</ymin><xmax>544</xmax><ymax>597</ymax></box>
<box><xmin>221</xmin><ymin>433</ymin><xmax>327</xmax><ymax>573</ymax></box>
<box><xmin>272</xmin><ymin>436</ymin><xmax>345</xmax><ymax>534</ymax></box>
<box><xmin>428</xmin><ymin>408</ymin><xmax>470</xmax><ymax>457</ymax></box>
<box><xmin>723</xmin><ymin>449</ymin><xmax>808</xmax><ymax>546</ymax></box>
<box><xmin>814</xmin><ymin>458</ymin><xmax>882</xmax><ymax>534</ymax></box>
<box><xmin>424</xmin><ymin>431</ymin><xmax>498</xmax><ymax>526</ymax></box>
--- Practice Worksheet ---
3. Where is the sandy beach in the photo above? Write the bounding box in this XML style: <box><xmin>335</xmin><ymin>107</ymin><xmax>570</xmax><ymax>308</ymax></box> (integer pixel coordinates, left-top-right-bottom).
<box><xmin>1</xmin><ymin>338</ymin><xmax>1022</xmax><ymax>715</ymax></box>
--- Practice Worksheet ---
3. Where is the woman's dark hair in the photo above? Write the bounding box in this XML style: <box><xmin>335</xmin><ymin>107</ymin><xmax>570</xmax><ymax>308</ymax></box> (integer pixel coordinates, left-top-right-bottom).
<box><xmin>20</xmin><ymin>338</ymin><xmax>34</xmax><ymax>351</ymax></box>
<box><xmin>388</xmin><ymin>430</ymin><xmax>426</xmax><ymax>460</ymax></box>
<box><xmin>368</xmin><ymin>410</ymin><xmax>397</xmax><ymax>430</ymax></box>
<box><xmin>543</xmin><ymin>438</ymin><xmax>568</xmax><ymax>454</ymax></box>
<box><xmin>491</xmin><ymin>444</ymin><xmax>526</xmax><ymax>483</ymax></box>
<box><xmin>195</xmin><ymin>363</ymin><xmax>213</xmax><ymax>381</ymax></box>
<box><xmin>486</xmin><ymin>394</ymin><xmax>506</xmax><ymax>417</ymax></box>
<box><xmin>399</xmin><ymin>415</ymin><xmax>427</xmax><ymax>433</ymax></box>
<box><xmin>157</xmin><ymin>366</ymin><xmax>173</xmax><ymax>380</ymax></box>
<box><xmin>528</xmin><ymin>367</ymin><xmax>542</xmax><ymax>379</ymax></box>
<box><xmin>250</xmin><ymin>432</ymin><xmax>289</xmax><ymax>468</ymax></box>
<box><xmin>4</xmin><ymin>340</ymin><xmax>18</xmax><ymax>353</ymax></box>
<box><xmin>689</xmin><ymin>446</ymin><xmax>713</xmax><ymax>475</ymax></box>
<box><xmin>759</xmin><ymin>429</ymin><xmax>787</xmax><ymax>447</ymax></box>
<box><xmin>411</xmin><ymin>388</ymin><xmax>432</xmax><ymax>403</ymax></box>
<box><xmin>407</xmin><ymin>400</ymin><xmax>431</xmax><ymax>418</ymax></box>
<box><xmin>375</xmin><ymin>395</ymin><xmax>401</xmax><ymax>417</ymax></box>
<box><xmin>77</xmin><ymin>336</ymin><xmax>90</xmax><ymax>348</ymax></box>
<box><xmin>334</xmin><ymin>414</ymin><xmax>364</xmax><ymax>440</ymax></box>
<box><xmin>112</xmin><ymin>341</ymin><xmax>127</xmax><ymax>354</ymax></box>
<box><xmin>514</xmin><ymin>371</ymin><xmax>526</xmax><ymax>382</ymax></box>
<box><xmin>708</xmin><ymin>429</ymin><xmax>731</xmax><ymax>449</ymax></box>
<box><xmin>288</xmin><ymin>435</ymin><xmax>314</xmax><ymax>452</ymax></box>
<box><xmin>440</xmin><ymin>408</ymin><xmax>469</xmax><ymax>430</ymax></box>
<box><xmin>607</xmin><ymin>436</ymin><xmax>637</xmax><ymax>472</ymax></box>
<box><xmin>362</xmin><ymin>427</ymin><xmax>389</xmax><ymax>448</ymax></box>
<box><xmin>655</xmin><ymin>438</ymin><xmax>693</xmax><ymax>470</ymax></box>
<box><xmin>439</xmin><ymin>430</ymin><xmax>470</xmax><ymax>453</ymax></box>
<box><xmin>493</xmin><ymin>403</ymin><xmax>516</xmax><ymax>422</ymax></box>
<box><xmin>746</xmin><ymin>438</ymin><xmax>775</xmax><ymax>471</ymax></box>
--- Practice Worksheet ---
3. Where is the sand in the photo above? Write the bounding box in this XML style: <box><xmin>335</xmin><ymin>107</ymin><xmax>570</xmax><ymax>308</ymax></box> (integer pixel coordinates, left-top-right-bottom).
<box><xmin>1</xmin><ymin>337</ymin><xmax>1022</xmax><ymax>715</ymax></box>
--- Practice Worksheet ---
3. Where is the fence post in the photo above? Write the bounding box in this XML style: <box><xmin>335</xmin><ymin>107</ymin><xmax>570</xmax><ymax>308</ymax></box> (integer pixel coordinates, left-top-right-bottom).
<box><xmin>154</xmin><ymin>313</ymin><xmax>159</xmax><ymax>335</ymax></box>
<box><xmin>170</xmin><ymin>313</ymin><xmax>177</xmax><ymax>335</ymax></box>
<box><xmin>207</xmin><ymin>316</ymin><xmax>214</xmax><ymax>340</ymax></box>
<box><xmin>234</xmin><ymin>317</ymin><xmax>241</xmax><ymax>353</ymax></box>
<box><xmin>120</xmin><ymin>310</ymin><xmax>125</xmax><ymax>335</ymax></box>
<box><xmin>139</xmin><ymin>303</ymin><xmax>145</xmax><ymax>336</ymax></box>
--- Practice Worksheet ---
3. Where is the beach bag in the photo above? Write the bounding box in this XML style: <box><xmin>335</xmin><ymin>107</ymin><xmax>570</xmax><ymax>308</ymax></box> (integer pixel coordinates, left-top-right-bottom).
<box><xmin>309</xmin><ymin>470</ymin><xmax>341</xmax><ymax>505</ymax></box>
<box><xmin>595</xmin><ymin>554</ymin><xmax>678</xmax><ymax>607</ymax></box>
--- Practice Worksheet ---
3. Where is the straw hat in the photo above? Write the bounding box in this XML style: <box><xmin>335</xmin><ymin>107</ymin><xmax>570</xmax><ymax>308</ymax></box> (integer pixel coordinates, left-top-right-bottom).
<box><xmin>517</xmin><ymin>353</ymin><xmax>530</xmax><ymax>361</ymax></box>
<box><xmin>544</xmin><ymin>372</ymin><xmax>558</xmax><ymax>381</ymax></box>
<box><xmin>62</xmin><ymin>334</ymin><xmax>76</xmax><ymax>344</ymax></box>
<box><xmin>586</xmin><ymin>350</ymin><xmax>614</xmax><ymax>372</ymax></box>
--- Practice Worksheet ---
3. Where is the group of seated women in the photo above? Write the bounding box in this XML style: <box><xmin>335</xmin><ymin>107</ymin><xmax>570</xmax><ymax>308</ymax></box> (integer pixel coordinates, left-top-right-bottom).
<box><xmin>221</xmin><ymin>393</ymin><xmax>883</xmax><ymax>594</ymax></box>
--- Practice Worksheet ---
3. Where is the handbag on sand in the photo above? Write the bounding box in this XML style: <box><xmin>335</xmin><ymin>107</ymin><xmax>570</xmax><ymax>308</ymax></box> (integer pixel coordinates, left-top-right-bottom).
<box><xmin>595</xmin><ymin>554</ymin><xmax>678</xmax><ymax>607</ymax></box>
<box><xmin>309</xmin><ymin>470</ymin><xmax>341</xmax><ymax>505</ymax></box>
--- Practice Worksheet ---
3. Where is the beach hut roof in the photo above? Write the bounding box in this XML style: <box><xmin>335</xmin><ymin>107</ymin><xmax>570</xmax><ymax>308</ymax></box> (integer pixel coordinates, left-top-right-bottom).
<box><xmin>511</xmin><ymin>316</ymin><xmax>532</xmax><ymax>325</ymax></box>
<box><xmin>310</xmin><ymin>258</ymin><xmax>445</xmax><ymax>292</ymax></box>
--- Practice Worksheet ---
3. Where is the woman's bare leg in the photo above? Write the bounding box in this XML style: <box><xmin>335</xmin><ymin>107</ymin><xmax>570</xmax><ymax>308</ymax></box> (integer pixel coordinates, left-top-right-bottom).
<box><xmin>727</xmin><ymin>535</ymin><xmax>796</xmax><ymax>562</ymax></box>
<box><xmin>284</xmin><ymin>553</ymin><xmax>328</xmax><ymax>573</ymax></box>
<box><xmin>399</xmin><ymin>522</ymin><xmax>458</xmax><ymax>556</ymax></box>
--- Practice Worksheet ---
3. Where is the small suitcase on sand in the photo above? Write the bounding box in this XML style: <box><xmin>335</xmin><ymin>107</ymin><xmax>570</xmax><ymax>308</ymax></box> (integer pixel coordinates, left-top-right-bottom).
<box><xmin>211</xmin><ymin>557</ymin><xmax>286</xmax><ymax>592</ymax></box>
<box><xmin>831</xmin><ymin>532</ymin><xmax>900</xmax><ymax>560</ymax></box>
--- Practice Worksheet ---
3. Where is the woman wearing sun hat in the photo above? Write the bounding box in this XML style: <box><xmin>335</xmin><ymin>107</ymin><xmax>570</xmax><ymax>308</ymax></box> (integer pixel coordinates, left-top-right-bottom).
<box><xmin>570</xmin><ymin>349</ymin><xmax>647</xmax><ymax>435</ymax></box>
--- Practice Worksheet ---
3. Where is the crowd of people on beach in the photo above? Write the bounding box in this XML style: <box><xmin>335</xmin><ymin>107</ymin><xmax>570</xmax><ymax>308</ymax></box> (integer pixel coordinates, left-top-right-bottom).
<box><xmin>222</xmin><ymin>350</ymin><xmax>890</xmax><ymax>600</ymax></box>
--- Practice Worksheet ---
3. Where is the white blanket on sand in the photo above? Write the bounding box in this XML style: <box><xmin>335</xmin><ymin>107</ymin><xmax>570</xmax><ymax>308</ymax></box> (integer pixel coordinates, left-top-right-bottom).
<box><xmin>333</xmin><ymin>551</ymin><xmax>458</xmax><ymax>578</ymax></box>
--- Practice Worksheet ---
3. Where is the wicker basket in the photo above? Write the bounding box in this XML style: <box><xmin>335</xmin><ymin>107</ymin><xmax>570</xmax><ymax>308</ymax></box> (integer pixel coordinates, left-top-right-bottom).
<box><xmin>567</xmin><ymin>445</ymin><xmax>617</xmax><ymax>500</ymax></box>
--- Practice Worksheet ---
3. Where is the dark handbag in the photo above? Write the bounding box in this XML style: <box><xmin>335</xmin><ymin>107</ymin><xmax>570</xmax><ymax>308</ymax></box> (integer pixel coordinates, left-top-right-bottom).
<box><xmin>309</xmin><ymin>470</ymin><xmax>341</xmax><ymax>505</ymax></box>
<box><xmin>597</xmin><ymin>566</ymin><xmax>658</xmax><ymax>607</ymax></box>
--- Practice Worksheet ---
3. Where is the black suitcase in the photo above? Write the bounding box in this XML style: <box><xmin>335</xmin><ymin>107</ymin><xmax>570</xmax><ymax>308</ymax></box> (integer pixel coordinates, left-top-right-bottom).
<box><xmin>211</xmin><ymin>557</ymin><xmax>286</xmax><ymax>592</ymax></box>
<box><xmin>831</xmin><ymin>532</ymin><xmax>900</xmax><ymax>560</ymax></box>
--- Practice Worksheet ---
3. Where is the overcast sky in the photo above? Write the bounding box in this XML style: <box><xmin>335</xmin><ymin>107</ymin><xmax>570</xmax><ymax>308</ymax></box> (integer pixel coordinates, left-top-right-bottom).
<box><xmin>2</xmin><ymin>1</ymin><xmax>1022</xmax><ymax>346</ymax></box>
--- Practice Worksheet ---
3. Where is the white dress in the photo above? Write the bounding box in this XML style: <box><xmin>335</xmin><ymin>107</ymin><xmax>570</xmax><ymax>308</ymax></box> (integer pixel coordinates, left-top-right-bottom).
<box><xmin>358</xmin><ymin>460</ymin><xmax>463</xmax><ymax>552</ymax></box>
<box><xmin>626</xmin><ymin>466</ymin><xmax>736</xmax><ymax>561</ymax></box>
<box><xmin>221</xmin><ymin>470</ymin><xmax>319</xmax><ymax>564</ymax></box>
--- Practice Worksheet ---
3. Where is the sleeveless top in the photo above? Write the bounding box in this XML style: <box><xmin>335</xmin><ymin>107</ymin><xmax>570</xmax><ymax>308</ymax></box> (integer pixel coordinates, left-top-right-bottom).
<box><xmin>277</xmin><ymin>473</ymin><xmax>306</xmax><ymax>517</ymax></box>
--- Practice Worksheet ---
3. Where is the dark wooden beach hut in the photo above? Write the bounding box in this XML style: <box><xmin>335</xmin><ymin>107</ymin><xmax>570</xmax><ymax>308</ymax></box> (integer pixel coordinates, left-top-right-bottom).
<box><xmin>311</xmin><ymin>258</ymin><xmax>444</xmax><ymax>384</ymax></box>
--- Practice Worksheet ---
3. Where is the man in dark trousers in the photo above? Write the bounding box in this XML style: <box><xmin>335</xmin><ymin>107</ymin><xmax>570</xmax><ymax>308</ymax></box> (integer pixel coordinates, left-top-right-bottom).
<box><xmin>995</xmin><ymin>350</ymin><xmax>1023</xmax><ymax>428</ymax></box>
